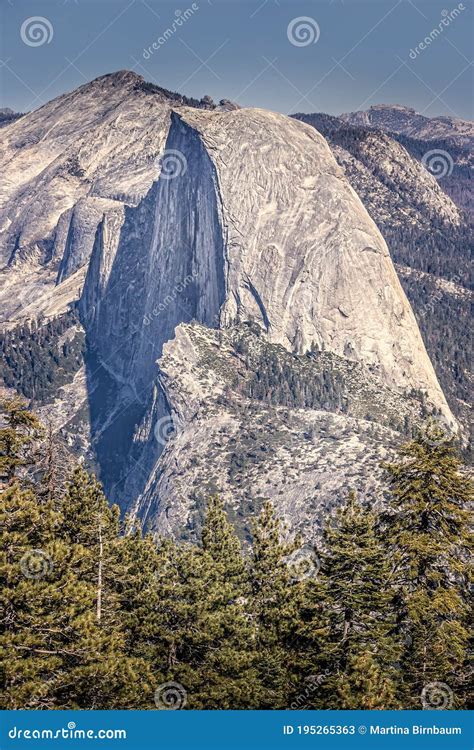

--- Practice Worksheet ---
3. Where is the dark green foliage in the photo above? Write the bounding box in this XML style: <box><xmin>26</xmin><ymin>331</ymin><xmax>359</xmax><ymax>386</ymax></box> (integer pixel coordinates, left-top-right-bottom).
<box><xmin>381</xmin><ymin>426</ymin><xmax>473</xmax><ymax>708</ymax></box>
<box><xmin>0</xmin><ymin>462</ymin><xmax>146</xmax><ymax>709</ymax></box>
<box><xmin>318</xmin><ymin>493</ymin><xmax>401</xmax><ymax>709</ymax></box>
<box><xmin>0</xmin><ymin>396</ymin><xmax>43</xmax><ymax>482</ymax></box>
<box><xmin>231</xmin><ymin>329</ymin><xmax>428</xmax><ymax>437</ymax></box>
<box><xmin>0</xmin><ymin>310</ymin><xmax>85</xmax><ymax>402</ymax></box>
<box><xmin>248</xmin><ymin>501</ymin><xmax>300</xmax><ymax>708</ymax></box>
<box><xmin>245</xmin><ymin>348</ymin><xmax>346</xmax><ymax>412</ymax></box>
<box><xmin>398</xmin><ymin>272</ymin><xmax>472</xmax><ymax>423</ymax></box>
<box><xmin>0</xmin><ymin>404</ymin><xmax>471</xmax><ymax>709</ymax></box>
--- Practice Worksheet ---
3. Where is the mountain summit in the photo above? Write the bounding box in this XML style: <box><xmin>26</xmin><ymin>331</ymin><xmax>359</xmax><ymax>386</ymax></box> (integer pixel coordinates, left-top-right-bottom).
<box><xmin>0</xmin><ymin>72</ymin><xmax>458</xmax><ymax>537</ymax></box>
<box><xmin>341</xmin><ymin>103</ymin><xmax>474</xmax><ymax>147</ymax></box>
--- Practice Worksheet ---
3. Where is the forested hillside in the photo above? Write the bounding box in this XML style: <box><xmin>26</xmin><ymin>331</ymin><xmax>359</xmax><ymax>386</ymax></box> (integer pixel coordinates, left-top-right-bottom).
<box><xmin>1</xmin><ymin>398</ymin><xmax>471</xmax><ymax>710</ymax></box>
<box><xmin>293</xmin><ymin>112</ymin><xmax>472</xmax><ymax>429</ymax></box>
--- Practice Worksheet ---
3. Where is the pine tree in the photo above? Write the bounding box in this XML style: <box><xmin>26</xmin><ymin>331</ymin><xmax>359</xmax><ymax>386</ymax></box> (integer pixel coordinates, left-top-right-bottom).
<box><xmin>0</xmin><ymin>457</ymin><xmax>145</xmax><ymax>709</ymax></box>
<box><xmin>249</xmin><ymin>500</ymin><xmax>305</xmax><ymax>709</ymax></box>
<box><xmin>33</xmin><ymin>418</ymin><xmax>73</xmax><ymax>507</ymax></box>
<box><xmin>382</xmin><ymin>426</ymin><xmax>472</xmax><ymax>708</ymax></box>
<box><xmin>146</xmin><ymin>497</ymin><xmax>261</xmax><ymax>709</ymax></box>
<box><xmin>0</xmin><ymin>397</ymin><xmax>43</xmax><ymax>483</ymax></box>
<box><xmin>201</xmin><ymin>495</ymin><xmax>246</xmax><ymax>585</ymax></box>
<box><xmin>0</xmin><ymin>404</ymin><xmax>74</xmax><ymax>709</ymax></box>
<box><xmin>111</xmin><ymin>521</ymin><xmax>158</xmax><ymax>706</ymax></box>
<box><xmin>55</xmin><ymin>468</ymin><xmax>144</xmax><ymax>708</ymax></box>
<box><xmin>0</xmin><ymin>481</ymin><xmax>65</xmax><ymax>708</ymax></box>
<box><xmin>336</xmin><ymin>651</ymin><xmax>398</xmax><ymax>710</ymax></box>
<box><xmin>193</xmin><ymin>496</ymin><xmax>260</xmax><ymax>708</ymax></box>
<box><xmin>320</xmin><ymin>492</ymin><xmax>400</xmax><ymax>709</ymax></box>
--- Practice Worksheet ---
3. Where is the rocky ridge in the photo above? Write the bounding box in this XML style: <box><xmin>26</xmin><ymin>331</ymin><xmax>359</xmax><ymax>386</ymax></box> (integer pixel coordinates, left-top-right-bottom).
<box><xmin>0</xmin><ymin>72</ymin><xmax>463</xmax><ymax>537</ymax></box>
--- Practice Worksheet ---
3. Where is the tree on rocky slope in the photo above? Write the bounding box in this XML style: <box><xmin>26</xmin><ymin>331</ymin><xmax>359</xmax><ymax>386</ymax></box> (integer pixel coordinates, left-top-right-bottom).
<box><xmin>0</xmin><ymin>408</ymin><xmax>144</xmax><ymax>709</ymax></box>
<box><xmin>1</xmin><ymin>402</ymin><xmax>471</xmax><ymax>710</ymax></box>
<box><xmin>382</xmin><ymin>425</ymin><xmax>472</xmax><ymax>708</ymax></box>
<box><xmin>55</xmin><ymin>468</ymin><xmax>144</xmax><ymax>708</ymax></box>
<box><xmin>0</xmin><ymin>397</ymin><xmax>42</xmax><ymax>484</ymax></box>
<box><xmin>319</xmin><ymin>492</ymin><xmax>401</xmax><ymax>709</ymax></box>
<box><xmin>248</xmin><ymin>501</ymin><xmax>307</xmax><ymax>708</ymax></box>
<box><xmin>144</xmin><ymin>497</ymin><xmax>262</xmax><ymax>709</ymax></box>
<box><xmin>0</xmin><ymin>481</ymin><xmax>65</xmax><ymax>708</ymax></box>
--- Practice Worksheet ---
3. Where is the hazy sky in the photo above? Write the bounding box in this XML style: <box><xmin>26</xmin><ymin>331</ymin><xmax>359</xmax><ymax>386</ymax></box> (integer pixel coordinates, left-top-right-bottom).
<box><xmin>1</xmin><ymin>0</ymin><xmax>472</xmax><ymax>119</ymax></box>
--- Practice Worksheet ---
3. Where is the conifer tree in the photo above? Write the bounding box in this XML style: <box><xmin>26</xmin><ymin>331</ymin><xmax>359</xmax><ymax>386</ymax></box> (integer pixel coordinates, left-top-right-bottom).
<box><xmin>0</xmin><ymin>397</ymin><xmax>42</xmax><ymax>483</ymax></box>
<box><xmin>0</xmin><ymin>481</ymin><xmax>65</xmax><ymax>708</ymax></box>
<box><xmin>147</xmin><ymin>497</ymin><xmax>261</xmax><ymax>709</ymax></box>
<box><xmin>249</xmin><ymin>501</ymin><xmax>304</xmax><ymax>709</ymax></box>
<box><xmin>320</xmin><ymin>492</ymin><xmax>400</xmax><ymax>709</ymax></box>
<box><xmin>0</xmin><ymin>403</ymin><xmax>71</xmax><ymax>708</ymax></box>
<box><xmin>201</xmin><ymin>495</ymin><xmax>246</xmax><ymax>586</ymax></box>
<box><xmin>194</xmin><ymin>496</ymin><xmax>260</xmax><ymax>708</ymax></box>
<box><xmin>382</xmin><ymin>426</ymin><xmax>472</xmax><ymax>708</ymax></box>
<box><xmin>2</xmin><ymin>396</ymin><xmax>470</xmax><ymax>712</ymax></box>
<box><xmin>55</xmin><ymin>468</ymin><xmax>143</xmax><ymax>708</ymax></box>
<box><xmin>336</xmin><ymin>651</ymin><xmax>398</xmax><ymax>710</ymax></box>
<box><xmin>33</xmin><ymin>419</ymin><xmax>73</xmax><ymax>507</ymax></box>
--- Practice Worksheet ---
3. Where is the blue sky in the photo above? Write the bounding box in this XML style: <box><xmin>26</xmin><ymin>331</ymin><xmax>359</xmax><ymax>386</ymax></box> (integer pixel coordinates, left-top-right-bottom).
<box><xmin>1</xmin><ymin>0</ymin><xmax>472</xmax><ymax>119</ymax></box>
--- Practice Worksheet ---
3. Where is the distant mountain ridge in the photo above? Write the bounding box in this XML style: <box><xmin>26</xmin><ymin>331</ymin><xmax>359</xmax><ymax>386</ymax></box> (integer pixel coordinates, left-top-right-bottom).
<box><xmin>335</xmin><ymin>104</ymin><xmax>474</xmax><ymax>216</ymax></box>
<box><xmin>340</xmin><ymin>104</ymin><xmax>473</xmax><ymax>148</ymax></box>
<box><xmin>0</xmin><ymin>107</ymin><xmax>22</xmax><ymax>128</ymax></box>
<box><xmin>292</xmin><ymin>109</ymin><xmax>472</xmax><ymax>431</ymax></box>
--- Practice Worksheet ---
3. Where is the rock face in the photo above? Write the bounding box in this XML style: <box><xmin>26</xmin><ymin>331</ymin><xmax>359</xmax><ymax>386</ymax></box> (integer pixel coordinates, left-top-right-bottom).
<box><xmin>293</xmin><ymin>112</ymin><xmax>472</xmax><ymax>430</ymax></box>
<box><xmin>132</xmin><ymin>321</ymin><xmax>440</xmax><ymax>540</ymax></box>
<box><xmin>338</xmin><ymin>104</ymin><xmax>474</xmax><ymax>216</ymax></box>
<box><xmin>0</xmin><ymin>72</ymin><xmax>458</xmax><ymax>536</ymax></box>
<box><xmin>340</xmin><ymin>104</ymin><xmax>474</xmax><ymax>148</ymax></box>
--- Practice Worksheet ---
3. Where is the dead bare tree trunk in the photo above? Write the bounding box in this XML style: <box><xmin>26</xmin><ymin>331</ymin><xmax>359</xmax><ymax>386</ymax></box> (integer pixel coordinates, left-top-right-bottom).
<box><xmin>97</xmin><ymin>516</ymin><xmax>103</xmax><ymax>623</ymax></box>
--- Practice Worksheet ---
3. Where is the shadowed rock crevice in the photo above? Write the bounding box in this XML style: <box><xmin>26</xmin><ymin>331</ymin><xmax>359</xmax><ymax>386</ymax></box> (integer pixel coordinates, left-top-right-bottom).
<box><xmin>79</xmin><ymin>113</ymin><xmax>227</xmax><ymax>505</ymax></box>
